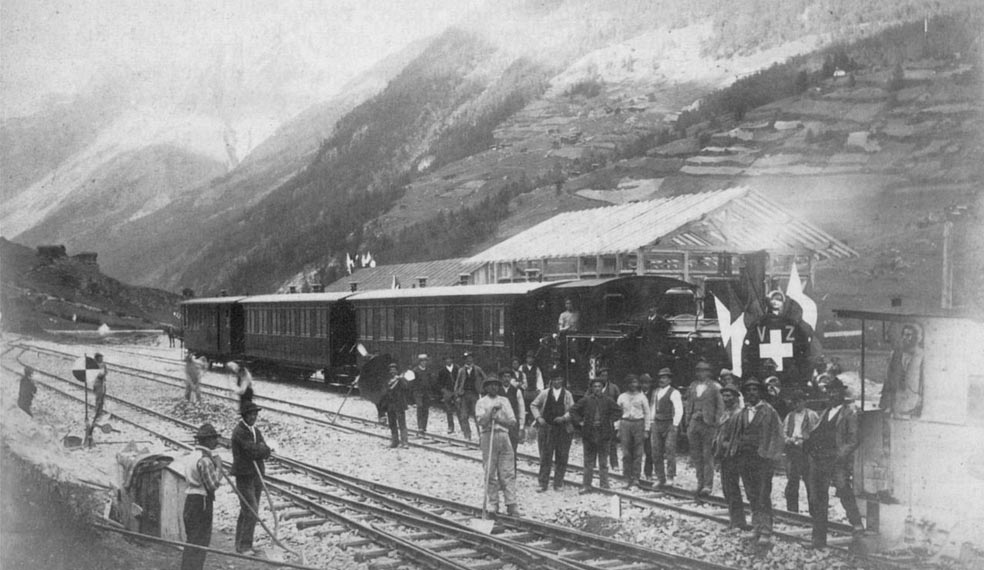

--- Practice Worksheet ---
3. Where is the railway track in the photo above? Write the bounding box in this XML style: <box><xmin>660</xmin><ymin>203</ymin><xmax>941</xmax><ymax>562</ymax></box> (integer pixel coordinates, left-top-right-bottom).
<box><xmin>16</xmin><ymin>341</ymin><xmax>864</xmax><ymax>549</ymax></box>
<box><xmin>4</xmin><ymin>349</ymin><xmax>737</xmax><ymax>570</ymax></box>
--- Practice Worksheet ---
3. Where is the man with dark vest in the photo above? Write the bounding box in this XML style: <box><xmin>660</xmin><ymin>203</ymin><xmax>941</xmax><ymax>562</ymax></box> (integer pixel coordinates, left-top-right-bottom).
<box><xmin>571</xmin><ymin>377</ymin><xmax>621</xmax><ymax>493</ymax></box>
<box><xmin>729</xmin><ymin>378</ymin><xmax>785</xmax><ymax>546</ymax></box>
<box><xmin>231</xmin><ymin>401</ymin><xmax>272</xmax><ymax>555</ymax></box>
<box><xmin>455</xmin><ymin>352</ymin><xmax>486</xmax><ymax>440</ymax></box>
<box><xmin>519</xmin><ymin>350</ymin><xmax>544</xmax><ymax>425</ymax></box>
<box><xmin>530</xmin><ymin>371</ymin><xmax>575</xmax><ymax>491</ymax></box>
<box><xmin>437</xmin><ymin>355</ymin><xmax>460</xmax><ymax>434</ymax></box>
<box><xmin>407</xmin><ymin>354</ymin><xmax>435</xmax><ymax>433</ymax></box>
<box><xmin>649</xmin><ymin>367</ymin><xmax>683</xmax><ymax>488</ymax></box>
<box><xmin>683</xmin><ymin>360</ymin><xmax>724</xmax><ymax>497</ymax></box>
<box><xmin>782</xmin><ymin>389</ymin><xmax>819</xmax><ymax>513</ymax></box>
<box><xmin>805</xmin><ymin>376</ymin><xmax>865</xmax><ymax>548</ymax></box>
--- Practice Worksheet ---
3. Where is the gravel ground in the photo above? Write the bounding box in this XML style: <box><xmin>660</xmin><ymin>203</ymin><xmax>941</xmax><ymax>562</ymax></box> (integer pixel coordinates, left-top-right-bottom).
<box><xmin>5</xmin><ymin>336</ymin><xmax>964</xmax><ymax>569</ymax></box>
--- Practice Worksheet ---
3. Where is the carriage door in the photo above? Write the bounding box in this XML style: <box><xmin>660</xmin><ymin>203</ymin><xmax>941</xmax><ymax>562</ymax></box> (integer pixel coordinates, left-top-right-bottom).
<box><xmin>603</xmin><ymin>293</ymin><xmax>625</xmax><ymax>325</ymax></box>
<box><xmin>217</xmin><ymin>305</ymin><xmax>228</xmax><ymax>354</ymax></box>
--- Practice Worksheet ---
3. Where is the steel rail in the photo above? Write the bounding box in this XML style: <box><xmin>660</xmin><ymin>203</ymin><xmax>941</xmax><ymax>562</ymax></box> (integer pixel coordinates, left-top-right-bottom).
<box><xmin>5</xmin><ymin>354</ymin><xmax>726</xmax><ymax>570</ymax></box>
<box><xmin>16</xmin><ymin>343</ymin><xmax>858</xmax><ymax>543</ymax></box>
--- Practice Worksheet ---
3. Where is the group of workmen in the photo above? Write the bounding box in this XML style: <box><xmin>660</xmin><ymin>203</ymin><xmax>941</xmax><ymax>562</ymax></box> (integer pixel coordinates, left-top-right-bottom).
<box><xmin>380</xmin><ymin>351</ymin><xmax>865</xmax><ymax>550</ymax></box>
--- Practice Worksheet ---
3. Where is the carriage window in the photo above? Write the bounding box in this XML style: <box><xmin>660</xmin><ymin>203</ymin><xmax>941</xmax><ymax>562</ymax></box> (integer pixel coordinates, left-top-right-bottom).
<box><xmin>371</xmin><ymin>307</ymin><xmax>380</xmax><ymax>340</ymax></box>
<box><xmin>480</xmin><ymin>307</ymin><xmax>493</xmax><ymax>344</ymax></box>
<box><xmin>428</xmin><ymin>307</ymin><xmax>443</xmax><ymax>342</ymax></box>
<box><xmin>494</xmin><ymin>307</ymin><xmax>505</xmax><ymax>346</ymax></box>
<box><xmin>295</xmin><ymin>309</ymin><xmax>303</xmax><ymax>337</ymax></box>
<box><xmin>320</xmin><ymin>309</ymin><xmax>329</xmax><ymax>338</ymax></box>
<box><xmin>385</xmin><ymin>307</ymin><xmax>395</xmax><ymax>340</ymax></box>
<box><xmin>604</xmin><ymin>293</ymin><xmax>625</xmax><ymax>322</ymax></box>
<box><xmin>409</xmin><ymin>308</ymin><xmax>419</xmax><ymax>342</ymax></box>
<box><xmin>462</xmin><ymin>307</ymin><xmax>474</xmax><ymax>343</ymax></box>
<box><xmin>394</xmin><ymin>307</ymin><xmax>404</xmax><ymax>341</ymax></box>
<box><xmin>418</xmin><ymin>308</ymin><xmax>427</xmax><ymax>342</ymax></box>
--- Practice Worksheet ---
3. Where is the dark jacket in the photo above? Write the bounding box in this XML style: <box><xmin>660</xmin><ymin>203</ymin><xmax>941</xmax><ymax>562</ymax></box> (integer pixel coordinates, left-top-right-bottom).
<box><xmin>437</xmin><ymin>365</ymin><xmax>459</xmax><ymax>395</ymax></box>
<box><xmin>455</xmin><ymin>365</ymin><xmax>486</xmax><ymax>396</ymax></box>
<box><xmin>231</xmin><ymin>420</ymin><xmax>271</xmax><ymax>477</ymax></box>
<box><xmin>570</xmin><ymin>393</ymin><xmax>621</xmax><ymax>443</ymax></box>
<box><xmin>806</xmin><ymin>403</ymin><xmax>859</xmax><ymax>461</ymax></box>
<box><xmin>380</xmin><ymin>375</ymin><xmax>410</xmax><ymax>412</ymax></box>
<box><xmin>684</xmin><ymin>381</ymin><xmax>725</xmax><ymax>429</ymax></box>
<box><xmin>410</xmin><ymin>366</ymin><xmax>436</xmax><ymax>399</ymax></box>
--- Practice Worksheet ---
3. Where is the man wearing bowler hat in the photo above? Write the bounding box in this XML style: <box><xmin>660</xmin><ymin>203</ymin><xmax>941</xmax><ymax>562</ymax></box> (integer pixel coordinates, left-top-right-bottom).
<box><xmin>530</xmin><ymin>370</ymin><xmax>575</xmax><ymax>491</ymax></box>
<box><xmin>231</xmin><ymin>401</ymin><xmax>272</xmax><ymax>555</ymax></box>
<box><xmin>649</xmin><ymin>367</ymin><xmax>682</xmax><ymax>488</ymax></box>
<box><xmin>571</xmin><ymin>377</ymin><xmax>621</xmax><ymax>493</ymax></box>
<box><xmin>715</xmin><ymin>379</ymin><xmax>750</xmax><ymax>530</ymax></box>
<box><xmin>683</xmin><ymin>360</ymin><xmax>724</xmax><ymax>497</ymax></box>
<box><xmin>805</xmin><ymin>376</ymin><xmax>865</xmax><ymax>548</ymax></box>
<box><xmin>182</xmin><ymin>423</ymin><xmax>223</xmax><ymax>570</ymax></box>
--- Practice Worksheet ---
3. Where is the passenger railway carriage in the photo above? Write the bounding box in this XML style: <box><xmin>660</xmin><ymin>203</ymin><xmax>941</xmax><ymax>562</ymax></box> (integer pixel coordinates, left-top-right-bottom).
<box><xmin>346</xmin><ymin>281</ymin><xmax>558</xmax><ymax>377</ymax></box>
<box><xmin>181</xmin><ymin>276</ymin><xmax>705</xmax><ymax>394</ymax></box>
<box><xmin>239</xmin><ymin>293</ymin><xmax>358</xmax><ymax>381</ymax></box>
<box><xmin>180</xmin><ymin>296</ymin><xmax>245</xmax><ymax>363</ymax></box>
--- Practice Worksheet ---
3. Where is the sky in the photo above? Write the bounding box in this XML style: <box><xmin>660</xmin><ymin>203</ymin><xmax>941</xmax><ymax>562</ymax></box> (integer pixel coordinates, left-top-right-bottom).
<box><xmin>0</xmin><ymin>0</ymin><xmax>486</xmax><ymax>117</ymax></box>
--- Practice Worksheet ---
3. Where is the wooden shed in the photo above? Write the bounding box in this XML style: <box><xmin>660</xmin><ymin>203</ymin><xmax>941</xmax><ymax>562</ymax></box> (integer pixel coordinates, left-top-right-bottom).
<box><xmin>115</xmin><ymin>450</ymin><xmax>193</xmax><ymax>542</ymax></box>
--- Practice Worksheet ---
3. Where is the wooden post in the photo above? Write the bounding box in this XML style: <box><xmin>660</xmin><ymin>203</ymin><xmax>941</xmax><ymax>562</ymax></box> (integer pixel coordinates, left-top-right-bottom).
<box><xmin>636</xmin><ymin>248</ymin><xmax>645</xmax><ymax>275</ymax></box>
<box><xmin>683</xmin><ymin>251</ymin><xmax>690</xmax><ymax>283</ymax></box>
<box><xmin>941</xmin><ymin>220</ymin><xmax>953</xmax><ymax>309</ymax></box>
<box><xmin>808</xmin><ymin>254</ymin><xmax>817</xmax><ymax>295</ymax></box>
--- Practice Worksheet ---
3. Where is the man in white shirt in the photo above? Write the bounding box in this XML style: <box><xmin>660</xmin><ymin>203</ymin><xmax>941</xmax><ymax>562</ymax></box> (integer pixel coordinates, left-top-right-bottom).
<box><xmin>782</xmin><ymin>390</ymin><xmax>819</xmax><ymax>513</ymax></box>
<box><xmin>649</xmin><ymin>367</ymin><xmax>683</xmax><ymax>488</ymax></box>
<box><xmin>557</xmin><ymin>298</ymin><xmax>580</xmax><ymax>333</ymax></box>
<box><xmin>475</xmin><ymin>376</ymin><xmax>520</xmax><ymax>516</ymax></box>
<box><xmin>617</xmin><ymin>374</ymin><xmax>650</xmax><ymax>488</ymax></box>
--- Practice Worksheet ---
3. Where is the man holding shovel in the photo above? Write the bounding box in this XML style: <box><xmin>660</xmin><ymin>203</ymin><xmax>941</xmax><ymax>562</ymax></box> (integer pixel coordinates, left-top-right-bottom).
<box><xmin>181</xmin><ymin>423</ymin><xmax>222</xmax><ymax>570</ymax></box>
<box><xmin>232</xmin><ymin>401</ymin><xmax>272</xmax><ymax>555</ymax></box>
<box><xmin>475</xmin><ymin>376</ymin><xmax>520</xmax><ymax>516</ymax></box>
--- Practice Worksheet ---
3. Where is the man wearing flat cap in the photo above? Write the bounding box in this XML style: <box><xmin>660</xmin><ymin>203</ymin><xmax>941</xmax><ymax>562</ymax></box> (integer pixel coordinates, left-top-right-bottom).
<box><xmin>182</xmin><ymin>423</ymin><xmax>223</xmax><ymax>570</ymax></box>
<box><xmin>805</xmin><ymin>376</ymin><xmax>864</xmax><ymax>548</ymax></box>
<box><xmin>232</xmin><ymin>401</ymin><xmax>272</xmax><ymax>555</ymax></box>
<box><xmin>649</xmin><ymin>368</ymin><xmax>682</xmax><ymax>488</ymax></box>
<box><xmin>475</xmin><ymin>375</ymin><xmax>520</xmax><ymax>515</ymax></box>
<box><xmin>683</xmin><ymin>360</ymin><xmax>725</xmax><ymax>497</ymax></box>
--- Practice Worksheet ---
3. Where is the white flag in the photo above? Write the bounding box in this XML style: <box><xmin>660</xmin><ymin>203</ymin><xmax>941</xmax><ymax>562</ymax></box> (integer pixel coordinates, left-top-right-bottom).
<box><xmin>730</xmin><ymin>312</ymin><xmax>746</xmax><ymax>378</ymax></box>
<box><xmin>346</xmin><ymin>253</ymin><xmax>354</xmax><ymax>275</ymax></box>
<box><xmin>712</xmin><ymin>294</ymin><xmax>732</xmax><ymax>344</ymax></box>
<box><xmin>786</xmin><ymin>263</ymin><xmax>818</xmax><ymax>330</ymax></box>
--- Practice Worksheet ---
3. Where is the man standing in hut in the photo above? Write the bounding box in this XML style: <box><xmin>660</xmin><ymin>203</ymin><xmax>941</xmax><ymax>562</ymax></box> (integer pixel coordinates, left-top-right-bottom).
<box><xmin>182</xmin><ymin>423</ymin><xmax>223</xmax><ymax>570</ymax></box>
<box><xmin>232</xmin><ymin>402</ymin><xmax>272</xmax><ymax>555</ymax></box>
<box><xmin>475</xmin><ymin>376</ymin><xmax>520</xmax><ymax>516</ymax></box>
<box><xmin>805</xmin><ymin>377</ymin><xmax>865</xmax><ymax>548</ymax></box>
<box><xmin>649</xmin><ymin>368</ymin><xmax>683</xmax><ymax>488</ymax></box>
<box><xmin>530</xmin><ymin>371</ymin><xmax>574</xmax><ymax>491</ymax></box>
<box><xmin>683</xmin><ymin>360</ymin><xmax>724</xmax><ymax>497</ymax></box>
<box><xmin>455</xmin><ymin>352</ymin><xmax>486</xmax><ymax>440</ymax></box>
<box><xmin>571</xmin><ymin>377</ymin><xmax>621</xmax><ymax>493</ymax></box>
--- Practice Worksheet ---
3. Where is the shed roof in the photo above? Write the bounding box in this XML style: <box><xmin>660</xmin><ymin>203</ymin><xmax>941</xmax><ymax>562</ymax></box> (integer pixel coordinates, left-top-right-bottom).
<box><xmin>322</xmin><ymin>258</ymin><xmax>482</xmax><ymax>293</ymax></box>
<box><xmin>348</xmin><ymin>281</ymin><xmax>558</xmax><ymax>301</ymax></box>
<box><xmin>180</xmin><ymin>296</ymin><xmax>246</xmax><ymax>305</ymax></box>
<box><xmin>468</xmin><ymin>187</ymin><xmax>857</xmax><ymax>263</ymax></box>
<box><xmin>240</xmin><ymin>292</ymin><xmax>352</xmax><ymax>304</ymax></box>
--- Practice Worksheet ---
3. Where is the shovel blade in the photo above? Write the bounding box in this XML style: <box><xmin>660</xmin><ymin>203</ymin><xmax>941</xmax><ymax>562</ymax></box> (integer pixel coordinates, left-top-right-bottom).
<box><xmin>467</xmin><ymin>518</ymin><xmax>495</xmax><ymax>534</ymax></box>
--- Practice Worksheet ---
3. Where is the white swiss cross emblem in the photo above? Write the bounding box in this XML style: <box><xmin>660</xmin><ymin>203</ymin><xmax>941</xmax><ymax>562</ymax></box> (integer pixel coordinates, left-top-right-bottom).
<box><xmin>758</xmin><ymin>328</ymin><xmax>793</xmax><ymax>371</ymax></box>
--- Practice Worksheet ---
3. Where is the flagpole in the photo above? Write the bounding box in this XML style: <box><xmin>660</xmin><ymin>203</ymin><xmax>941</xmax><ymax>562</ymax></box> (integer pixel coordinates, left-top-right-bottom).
<box><xmin>83</xmin><ymin>353</ymin><xmax>91</xmax><ymax>447</ymax></box>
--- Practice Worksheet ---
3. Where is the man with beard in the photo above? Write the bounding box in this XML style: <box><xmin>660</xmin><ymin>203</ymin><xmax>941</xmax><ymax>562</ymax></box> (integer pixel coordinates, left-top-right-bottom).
<box><xmin>231</xmin><ymin>402</ymin><xmax>272</xmax><ymax>555</ymax></box>
<box><xmin>407</xmin><ymin>354</ymin><xmax>435</xmax><ymax>433</ymax></box>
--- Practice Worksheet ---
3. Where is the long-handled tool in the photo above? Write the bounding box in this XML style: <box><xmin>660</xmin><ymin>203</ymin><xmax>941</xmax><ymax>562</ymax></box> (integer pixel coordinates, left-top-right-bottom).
<box><xmin>468</xmin><ymin>431</ymin><xmax>496</xmax><ymax>534</ymax></box>
<box><xmin>329</xmin><ymin>380</ymin><xmax>358</xmax><ymax>425</ymax></box>
<box><xmin>222</xmin><ymin>464</ymin><xmax>306</xmax><ymax>565</ymax></box>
